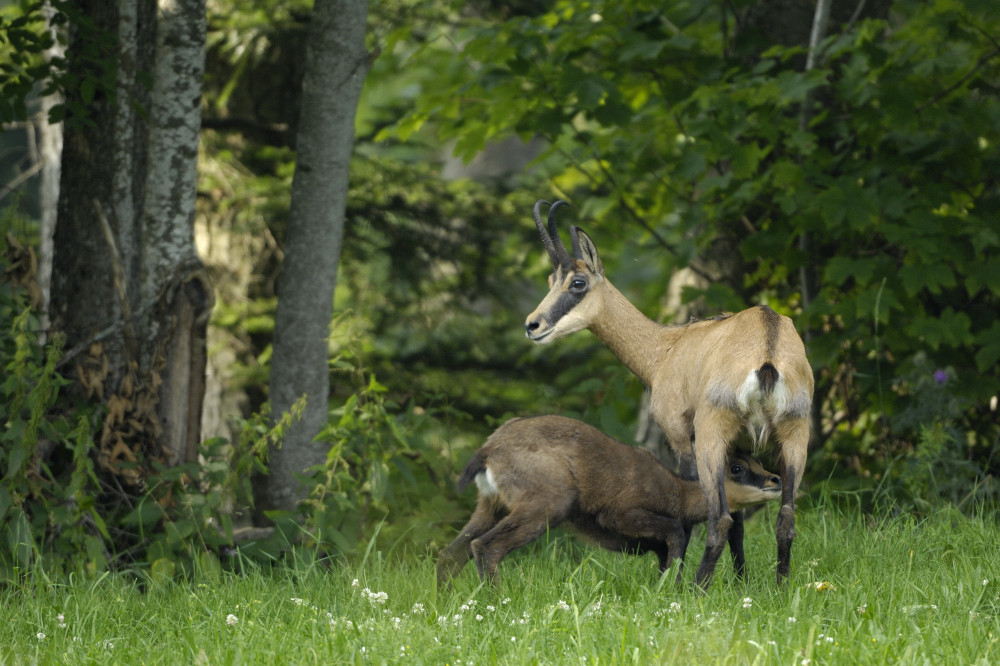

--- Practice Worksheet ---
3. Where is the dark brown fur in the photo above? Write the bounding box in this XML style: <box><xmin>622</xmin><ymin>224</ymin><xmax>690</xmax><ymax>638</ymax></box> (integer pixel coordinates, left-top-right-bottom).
<box><xmin>437</xmin><ymin>416</ymin><xmax>781</xmax><ymax>588</ymax></box>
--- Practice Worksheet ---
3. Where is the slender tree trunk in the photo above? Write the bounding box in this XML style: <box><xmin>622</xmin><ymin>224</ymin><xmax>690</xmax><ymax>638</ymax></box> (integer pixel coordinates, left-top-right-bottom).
<box><xmin>261</xmin><ymin>0</ymin><xmax>371</xmax><ymax>513</ymax></box>
<box><xmin>37</xmin><ymin>0</ymin><xmax>64</xmax><ymax>345</ymax></box>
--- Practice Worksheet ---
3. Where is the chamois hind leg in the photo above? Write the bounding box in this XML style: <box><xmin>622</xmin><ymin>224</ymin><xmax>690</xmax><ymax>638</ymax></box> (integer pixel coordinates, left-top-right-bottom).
<box><xmin>437</xmin><ymin>497</ymin><xmax>504</xmax><ymax>589</ymax></box>
<box><xmin>669</xmin><ymin>430</ymin><xmax>699</xmax><ymax>566</ymax></box>
<box><xmin>470</xmin><ymin>503</ymin><xmax>568</xmax><ymax>585</ymax></box>
<box><xmin>774</xmin><ymin>417</ymin><xmax>809</xmax><ymax>584</ymax></box>
<box><xmin>692</xmin><ymin>409</ymin><xmax>741</xmax><ymax>588</ymax></box>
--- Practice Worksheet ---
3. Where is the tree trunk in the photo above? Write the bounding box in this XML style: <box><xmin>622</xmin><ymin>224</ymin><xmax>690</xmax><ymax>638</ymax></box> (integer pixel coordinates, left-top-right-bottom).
<box><xmin>260</xmin><ymin>0</ymin><xmax>371</xmax><ymax>513</ymax></box>
<box><xmin>37</xmin><ymin>0</ymin><xmax>64</xmax><ymax>346</ymax></box>
<box><xmin>50</xmin><ymin>0</ymin><xmax>210</xmax><ymax>481</ymax></box>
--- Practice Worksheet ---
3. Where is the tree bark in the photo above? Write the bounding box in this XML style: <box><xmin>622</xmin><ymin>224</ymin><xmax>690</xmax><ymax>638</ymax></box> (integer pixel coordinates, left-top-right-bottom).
<box><xmin>37</xmin><ymin>0</ymin><xmax>64</xmax><ymax>346</ymax></box>
<box><xmin>140</xmin><ymin>0</ymin><xmax>212</xmax><ymax>467</ymax></box>
<box><xmin>260</xmin><ymin>0</ymin><xmax>371</xmax><ymax>513</ymax></box>
<box><xmin>50</xmin><ymin>0</ymin><xmax>210</xmax><ymax>480</ymax></box>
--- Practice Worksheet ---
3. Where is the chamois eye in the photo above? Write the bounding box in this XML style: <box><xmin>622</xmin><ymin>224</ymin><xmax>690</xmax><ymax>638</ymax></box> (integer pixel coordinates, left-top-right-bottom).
<box><xmin>569</xmin><ymin>277</ymin><xmax>587</xmax><ymax>291</ymax></box>
<box><xmin>730</xmin><ymin>463</ymin><xmax>744</xmax><ymax>475</ymax></box>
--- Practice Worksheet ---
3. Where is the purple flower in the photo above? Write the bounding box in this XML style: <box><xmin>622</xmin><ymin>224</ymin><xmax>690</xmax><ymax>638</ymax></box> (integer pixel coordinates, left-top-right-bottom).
<box><xmin>933</xmin><ymin>370</ymin><xmax>948</xmax><ymax>385</ymax></box>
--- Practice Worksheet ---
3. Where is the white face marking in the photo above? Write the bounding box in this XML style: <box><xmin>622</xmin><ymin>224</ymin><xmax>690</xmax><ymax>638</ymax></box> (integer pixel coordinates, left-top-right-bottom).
<box><xmin>525</xmin><ymin>266</ymin><xmax>603</xmax><ymax>343</ymax></box>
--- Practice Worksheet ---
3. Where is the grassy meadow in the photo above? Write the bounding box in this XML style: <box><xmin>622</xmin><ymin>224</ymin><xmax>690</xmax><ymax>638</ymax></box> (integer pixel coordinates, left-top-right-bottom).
<box><xmin>2</xmin><ymin>499</ymin><xmax>998</xmax><ymax>665</ymax></box>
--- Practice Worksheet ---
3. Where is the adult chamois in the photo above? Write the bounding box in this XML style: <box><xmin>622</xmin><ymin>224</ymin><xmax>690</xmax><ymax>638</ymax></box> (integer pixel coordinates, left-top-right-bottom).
<box><xmin>437</xmin><ymin>415</ymin><xmax>781</xmax><ymax>588</ymax></box>
<box><xmin>524</xmin><ymin>200</ymin><xmax>814</xmax><ymax>587</ymax></box>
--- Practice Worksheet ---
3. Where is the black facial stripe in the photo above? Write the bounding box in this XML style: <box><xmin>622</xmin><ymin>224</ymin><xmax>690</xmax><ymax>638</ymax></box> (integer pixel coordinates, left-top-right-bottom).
<box><xmin>545</xmin><ymin>285</ymin><xmax>586</xmax><ymax>326</ymax></box>
<box><xmin>731</xmin><ymin>459</ymin><xmax>768</xmax><ymax>489</ymax></box>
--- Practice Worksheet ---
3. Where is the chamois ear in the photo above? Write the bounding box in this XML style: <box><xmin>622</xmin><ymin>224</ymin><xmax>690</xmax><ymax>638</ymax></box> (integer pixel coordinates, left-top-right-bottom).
<box><xmin>570</xmin><ymin>226</ymin><xmax>604</xmax><ymax>276</ymax></box>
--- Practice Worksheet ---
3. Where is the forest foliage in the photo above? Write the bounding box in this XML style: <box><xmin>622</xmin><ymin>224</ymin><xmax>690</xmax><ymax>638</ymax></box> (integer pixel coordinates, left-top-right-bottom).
<box><xmin>1</xmin><ymin>0</ymin><xmax>999</xmax><ymax>574</ymax></box>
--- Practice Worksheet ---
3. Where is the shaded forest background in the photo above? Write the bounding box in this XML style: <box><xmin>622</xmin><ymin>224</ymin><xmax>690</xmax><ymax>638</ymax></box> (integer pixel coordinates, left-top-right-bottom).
<box><xmin>1</xmin><ymin>0</ymin><xmax>998</xmax><ymax>576</ymax></box>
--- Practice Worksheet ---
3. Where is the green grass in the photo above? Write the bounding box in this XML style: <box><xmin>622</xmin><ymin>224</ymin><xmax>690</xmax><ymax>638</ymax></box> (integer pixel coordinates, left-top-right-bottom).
<box><xmin>2</xmin><ymin>501</ymin><xmax>998</xmax><ymax>665</ymax></box>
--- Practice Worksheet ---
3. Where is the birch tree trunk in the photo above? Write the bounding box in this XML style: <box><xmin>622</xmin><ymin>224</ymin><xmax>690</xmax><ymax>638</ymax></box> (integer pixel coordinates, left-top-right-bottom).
<box><xmin>260</xmin><ymin>0</ymin><xmax>371</xmax><ymax>513</ymax></box>
<box><xmin>37</xmin><ymin>0</ymin><xmax>64</xmax><ymax>346</ymax></box>
<box><xmin>50</xmin><ymin>0</ymin><xmax>210</xmax><ymax>480</ymax></box>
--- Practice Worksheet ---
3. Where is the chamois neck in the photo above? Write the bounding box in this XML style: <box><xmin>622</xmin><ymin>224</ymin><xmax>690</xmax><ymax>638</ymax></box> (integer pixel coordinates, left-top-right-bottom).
<box><xmin>588</xmin><ymin>279</ymin><xmax>672</xmax><ymax>387</ymax></box>
<box><xmin>647</xmin><ymin>473</ymin><xmax>710</xmax><ymax>521</ymax></box>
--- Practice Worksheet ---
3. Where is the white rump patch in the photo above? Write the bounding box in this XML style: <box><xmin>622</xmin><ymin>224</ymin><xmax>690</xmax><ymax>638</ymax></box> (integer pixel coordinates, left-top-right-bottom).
<box><xmin>475</xmin><ymin>467</ymin><xmax>499</xmax><ymax>496</ymax></box>
<box><xmin>734</xmin><ymin>369</ymin><xmax>793</xmax><ymax>451</ymax></box>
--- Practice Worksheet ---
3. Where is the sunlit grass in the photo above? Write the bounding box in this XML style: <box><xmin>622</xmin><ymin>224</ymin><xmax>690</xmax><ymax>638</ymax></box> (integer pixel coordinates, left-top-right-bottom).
<box><xmin>2</xmin><ymin>501</ymin><xmax>998</xmax><ymax>664</ymax></box>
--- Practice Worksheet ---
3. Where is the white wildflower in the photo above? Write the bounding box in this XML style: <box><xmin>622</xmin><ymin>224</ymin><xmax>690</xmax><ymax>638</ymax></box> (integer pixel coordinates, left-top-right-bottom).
<box><xmin>290</xmin><ymin>597</ymin><xmax>305</xmax><ymax>605</ymax></box>
<box><xmin>742</xmin><ymin>597</ymin><xmax>753</xmax><ymax>609</ymax></box>
<box><xmin>411</xmin><ymin>603</ymin><xmax>425</xmax><ymax>614</ymax></box>
<box><xmin>556</xmin><ymin>600</ymin><xmax>570</xmax><ymax>611</ymax></box>
<box><xmin>226</xmin><ymin>614</ymin><xmax>239</xmax><ymax>626</ymax></box>
<box><xmin>36</xmin><ymin>633</ymin><xmax>46</xmax><ymax>640</ymax></box>
<box><xmin>787</xmin><ymin>616</ymin><xmax>797</xmax><ymax>623</ymax></box>
<box><xmin>351</xmin><ymin>578</ymin><xmax>359</xmax><ymax>588</ymax></box>
<box><xmin>476</xmin><ymin>614</ymin><xmax>484</xmax><ymax>621</ymax></box>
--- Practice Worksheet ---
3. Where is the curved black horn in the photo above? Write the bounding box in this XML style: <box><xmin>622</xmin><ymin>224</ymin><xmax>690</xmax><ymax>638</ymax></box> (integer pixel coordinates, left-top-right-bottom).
<box><xmin>547</xmin><ymin>200</ymin><xmax>571</xmax><ymax>263</ymax></box>
<box><xmin>533</xmin><ymin>199</ymin><xmax>572</xmax><ymax>267</ymax></box>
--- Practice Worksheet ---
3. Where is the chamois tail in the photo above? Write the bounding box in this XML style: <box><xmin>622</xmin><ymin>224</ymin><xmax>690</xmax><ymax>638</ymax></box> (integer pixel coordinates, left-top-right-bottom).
<box><xmin>456</xmin><ymin>451</ymin><xmax>487</xmax><ymax>493</ymax></box>
<box><xmin>757</xmin><ymin>362</ymin><xmax>779</xmax><ymax>394</ymax></box>
<box><xmin>737</xmin><ymin>362</ymin><xmax>783</xmax><ymax>451</ymax></box>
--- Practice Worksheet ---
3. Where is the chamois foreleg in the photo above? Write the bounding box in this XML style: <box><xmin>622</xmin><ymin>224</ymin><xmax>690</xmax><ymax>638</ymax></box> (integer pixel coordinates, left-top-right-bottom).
<box><xmin>437</xmin><ymin>497</ymin><xmax>505</xmax><ymax>589</ymax></box>
<box><xmin>667</xmin><ymin>428</ymin><xmax>700</xmax><ymax>566</ymax></box>
<box><xmin>682</xmin><ymin>441</ymin><xmax>748</xmax><ymax>580</ymax></box>
<box><xmin>597</xmin><ymin>507</ymin><xmax>688</xmax><ymax>580</ymax></box>
<box><xmin>775</xmin><ymin>418</ymin><xmax>809</xmax><ymax>584</ymax></box>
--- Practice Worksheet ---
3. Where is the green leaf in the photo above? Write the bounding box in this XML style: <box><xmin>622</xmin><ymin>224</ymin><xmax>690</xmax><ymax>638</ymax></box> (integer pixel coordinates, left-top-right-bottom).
<box><xmin>824</xmin><ymin>257</ymin><xmax>876</xmax><ymax>287</ymax></box>
<box><xmin>123</xmin><ymin>499</ymin><xmax>165</xmax><ymax>528</ymax></box>
<box><xmin>732</xmin><ymin>142</ymin><xmax>770</xmax><ymax>179</ymax></box>
<box><xmin>974</xmin><ymin>322</ymin><xmax>1000</xmax><ymax>372</ymax></box>
<box><xmin>150</xmin><ymin>557</ymin><xmax>176</xmax><ymax>584</ymax></box>
<box><xmin>899</xmin><ymin>262</ymin><xmax>956</xmax><ymax>297</ymax></box>
<box><xmin>903</xmin><ymin>308</ymin><xmax>972</xmax><ymax>350</ymax></box>
<box><xmin>964</xmin><ymin>258</ymin><xmax>1000</xmax><ymax>296</ymax></box>
<box><xmin>618</xmin><ymin>38</ymin><xmax>667</xmax><ymax>63</ymax></box>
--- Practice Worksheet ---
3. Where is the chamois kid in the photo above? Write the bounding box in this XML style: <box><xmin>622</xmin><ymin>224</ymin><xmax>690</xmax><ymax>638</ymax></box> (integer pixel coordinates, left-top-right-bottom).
<box><xmin>524</xmin><ymin>200</ymin><xmax>814</xmax><ymax>587</ymax></box>
<box><xmin>436</xmin><ymin>415</ymin><xmax>780</xmax><ymax>588</ymax></box>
